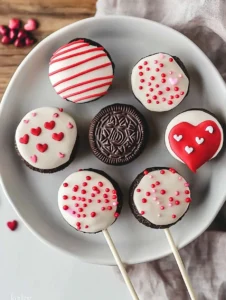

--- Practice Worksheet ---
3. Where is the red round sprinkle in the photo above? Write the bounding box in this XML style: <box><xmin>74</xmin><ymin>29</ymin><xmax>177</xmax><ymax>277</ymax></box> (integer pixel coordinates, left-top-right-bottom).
<box><xmin>160</xmin><ymin>206</ymin><xmax>165</xmax><ymax>210</ymax></box>
<box><xmin>82</xmin><ymin>182</ymin><xmax>87</xmax><ymax>186</ymax></box>
<box><xmin>91</xmin><ymin>212</ymin><xmax>96</xmax><ymax>218</ymax></box>
<box><xmin>81</xmin><ymin>189</ymin><xmax>86</xmax><ymax>194</ymax></box>
<box><xmin>155</xmin><ymin>84</ymin><xmax>159</xmax><ymax>88</ymax></box>
<box><xmin>78</xmin><ymin>208</ymin><xmax>83</xmax><ymax>212</ymax></box>
<box><xmin>174</xmin><ymin>87</ymin><xmax>179</xmax><ymax>91</ymax></box>
<box><xmin>72</xmin><ymin>196</ymin><xmax>76</xmax><ymax>200</ymax></box>
<box><xmin>175</xmin><ymin>94</ymin><xmax>179</xmax><ymax>98</ymax></box>
<box><xmin>114</xmin><ymin>212</ymin><xmax>120</xmax><ymax>218</ymax></box>
<box><xmin>73</xmin><ymin>185</ymin><xmax>78</xmax><ymax>192</ymax></box>
<box><xmin>169</xmin><ymin>168</ymin><xmax>176</xmax><ymax>173</ymax></box>
<box><xmin>75</xmin><ymin>203</ymin><xmax>79</xmax><ymax>207</ymax></box>
<box><xmin>105</xmin><ymin>188</ymin><xmax>110</xmax><ymax>192</ymax></box>
<box><xmin>150</xmin><ymin>76</ymin><xmax>155</xmax><ymax>80</ymax></box>
<box><xmin>161</xmin><ymin>79</ymin><xmax>166</xmax><ymax>83</ymax></box>
<box><xmin>156</xmin><ymin>101</ymin><xmax>160</xmax><ymax>104</ymax></box>
<box><xmin>158</xmin><ymin>91</ymin><xmax>163</xmax><ymax>95</ymax></box>
<box><xmin>170</xmin><ymin>95</ymin><xmax>174</xmax><ymax>99</ymax></box>
<box><xmin>147</xmin><ymin>99</ymin><xmax>152</xmax><ymax>103</ymax></box>
<box><xmin>144</xmin><ymin>170</ymin><xmax>149</xmax><ymax>175</ymax></box>
<box><xmin>162</xmin><ymin>97</ymin><xmax>166</xmax><ymax>101</ymax></box>
<box><xmin>138</xmin><ymin>66</ymin><xmax>143</xmax><ymax>69</ymax></box>
<box><xmin>175</xmin><ymin>200</ymin><xmax>180</xmax><ymax>205</ymax></box>
<box><xmin>169</xmin><ymin>197</ymin><xmax>174</xmax><ymax>202</ymax></box>
<box><xmin>112</xmin><ymin>190</ymin><xmax>117</xmax><ymax>194</ymax></box>
<box><xmin>81</xmin><ymin>198</ymin><xmax>85</xmax><ymax>202</ymax></box>
<box><xmin>180</xmin><ymin>91</ymin><xmax>185</xmax><ymax>95</ymax></box>
<box><xmin>139</xmin><ymin>72</ymin><xmax>143</xmax><ymax>76</ymax></box>
<box><xmin>151</xmin><ymin>184</ymin><xmax>155</xmax><ymax>188</ymax></box>
<box><xmin>101</xmin><ymin>207</ymin><xmax>105</xmax><ymax>211</ymax></box>
<box><xmin>186</xmin><ymin>198</ymin><xmax>191</xmax><ymax>203</ymax></box>
<box><xmin>160</xmin><ymin>189</ymin><xmax>166</xmax><ymax>195</ymax></box>
<box><xmin>72</xmin><ymin>211</ymin><xmax>76</xmax><ymax>214</ymax></box>
<box><xmin>146</xmin><ymin>94</ymin><xmax>149</xmax><ymax>97</ymax></box>
<box><xmin>78</xmin><ymin>197</ymin><xmax>81</xmax><ymax>201</ymax></box>
<box><xmin>161</xmin><ymin>73</ymin><xmax>166</xmax><ymax>77</ymax></box>
<box><xmin>92</xmin><ymin>186</ymin><xmax>97</xmax><ymax>191</ymax></box>
<box><xmin>98</xmin><ymin>181</ymin><xmax>103</xmax><ymax>187</ymax></box>
<box><xmin>63</xmin><ymin>183</ymin><xmax>68</xmax><ymax>187</ymax></box>
<box><xmin>140</xmin><ymin>79</ymin><xmax>145</xmax><ymax>83</ymax></box>
<box><xmin>156</xmin><ymin>181</ymin><xmax>160</xmax><ymax>185</ymax></box>
<box><xmin>77</xmin><ymin>214</ymin><xmax>81</xmax><ymax>218</ymax></box>
<box><xmin>150</xmin><ymin>88</ymin><xmax>154</xmax><ymax>92</ymax></box>
<box><xmin>168</xmin><ymin>101</ymin><xmax>173</xmax><ymax>105</ymax></box>
<box><xmin>155</xmin><ymin>68</ymin><xmax>160</xmax><ymax>72</ymax></box>
<box><xmin>159</xmin><ymin>63</ymin><xmax>164</xmax><ymax>67</ymax></box>
<box><xmin>76</xmin><ymin>222</ymin><xmax>81</xmax><ymax>226</ymax></box>
<box><xmin>63</xmin><ymin>205</ymin><xmax>68</xmax><ymax>210</ymax></box>
<box><xmin>160</xmin><ymin>170</ymin><xmax>165</xmax><ymax>174</ymax></box>
<box><xmin>148</xmin><ymin>82</ymin><xmax>151</xmax><ymax>86</ymax></box>
<box><xmin>140</xmin><ymin>211</ymin><xmax>145</xmax><ymax>215</ymax></box>
<box><xmin>91</xmin><ymin>193</ymin><xmax>95</xmax><ymax>197</ymax></box>
<box><xmin>152</xmin><ymin>95</ymin><xmax>157</xmax><ymax>100</ymax></box>
<box><xmin>82</xmin><ymin>214</ymin><xmax>86</xmax><ymax>218</ymax></box>
<box><xmin>185</xmin><ymin>190</ymin><xmax>190</xmax><ymax>194</ymax></box>
<box><xmin>166</xmin><ymin>87</ymin><xmax>170</xmax><ymax>91</ymax></box>
<box><xmin>146</xmin><ymin>192</ymin><xmax>151</xmax><ymax>196</ymax></box>
<box><xmin>63</xmin><ymin>195</ymin><xmax>68</xmax><ymax>200</ymax></box>
<box><xmin>88</xmin><ymin>199</ymin><xmax>92</xmax><ymax>203</ymax></box>
<box><xmin>105</xmin><ymin>199</ymin><xmax>110</xmax><ymax>203</ymax></box>
<box><xmin>85</xmin><ymin>225</ymin><xmax>89</xmax><ymax>228</ymax></box>
<box><xmin>144</xmin><ymin>61</ymin><xmax>148</xmax><ymax>65</ymax></box>
<box><xmin>146</xmin><ymin>67</ymin><xmax>150</xmax><ymax>71</ymax></box>
<box><xmin>86</xmin><ymin>176</ymin><xmax>91</xmax><ymax>180</ymax></box>
<box><xmin>172</xmin><ymin>214</ymin><xmax>176</xmax><ymax>219</ymax></box>
<box><xmin>97</xmin><ymin>200</ymin><xmax>101</xmax><ymax>203</ymax></box>
<box><xmin>103</xmin><ymin>194</ymin><xmax>108</xmax><ymax>198</ymax></box>
<box><xmin>169</xmin><ymin>58</ymin><xmax>174</xmax><ymax>62</ymax></box>
<box><xmin>137</xmin><ymin>189</ymin><xmax>141</xmax><ymax>192</ymax></box>
<box><xmin>142</xmin><ymin>198</ymin><xmax>147</xmax><ymax>203</ymax></box>
<box><xmin>107</xmin><ymin>206</ymin><xmax>112</xmax><ymax>210</ymax></box>
<box><xmin>139</xmin><ymin>86</ymin><xmax>143</xmax><ymax>90</ymax></box>
<box><xmin>83</xmin><ymin>203</ymin><xmax>87</xmax><ymax>207</ymax></box>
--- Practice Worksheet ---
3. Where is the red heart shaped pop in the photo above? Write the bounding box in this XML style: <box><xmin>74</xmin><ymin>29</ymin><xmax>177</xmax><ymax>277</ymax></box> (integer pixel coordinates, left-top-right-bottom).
<box><xmin>52</xmin><ymin>132</ymin><xmax>64</xmax><ymax>141</ymax></box>
<box><xmin>19</xmin><ymin>134</ymin><xmax>29</xmax><ymax>144</ymax></box>
<box><xmin>30</xmin><ymin>127</ymin><xmax>41</xmax><ymax>136</ymax></box>
<box><xmin>169</xmin><ymin>120</ymin><xmax>222</xmax><ymax>172</ymax></box>
<box><xmin>7</xmin><ymin>220</ymin><xmax>18</xmax><ymax>231</ymax></box>
<box><xmin>36</xmin><ymin>143</ymin><xmax>48</xmax><ymax>153</ymax></box>
<box><xmin>44</xmin><ymin>120</ymin><xmax>55</xmax><ymax>130</ymax></box>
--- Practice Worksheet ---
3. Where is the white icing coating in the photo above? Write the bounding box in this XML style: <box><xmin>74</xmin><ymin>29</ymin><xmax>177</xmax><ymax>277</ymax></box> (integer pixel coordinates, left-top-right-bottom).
<box><xmin>133</xmin><ymin>169</ymin><xmax>190</xmax><ymax>226</ymax></box>
<box><xmin>165</xmin><ymin>110</ymin><xmax>224</xmax><ymax>162</ymax></box>
<box><xmin>131</xmin><ymin>53</ymin><xmax>189</xmax><ymax>112</ymax></box>
<box><xmin>15</xmin><ymin>107</ymin><xmax>77</xmax><ymax>169</ymax></box>
<box><xmin>58</xmin><ymin>170</ymin><xmax>119</xmax><ymax>233</ymax></box>
<box><xmin>49</xmin><ymin>39</ymin><xmax>114</xmax><ymax>103</ymax></box>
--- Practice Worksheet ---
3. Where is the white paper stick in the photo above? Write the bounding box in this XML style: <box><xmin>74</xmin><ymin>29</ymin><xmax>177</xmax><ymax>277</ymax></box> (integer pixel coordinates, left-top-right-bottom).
<box><xmin>103</xmin><ymin>229</ymin><xmax>139</xmax><ymax>300</ymax></box>
<box><xmin>164</xmin><ymin>228</ymin><xmax>196</xmax><ymax>300</ymax></box>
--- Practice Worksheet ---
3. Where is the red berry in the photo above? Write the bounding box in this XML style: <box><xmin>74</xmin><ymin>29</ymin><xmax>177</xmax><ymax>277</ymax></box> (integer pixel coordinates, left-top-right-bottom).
<box><xmin>24</xmin><ymin>19</ymin><xmax>38</xmax><ymax>31</ymax></box>
<box><xmin>18</xmin><ymin>29</ymin><xmax>28</xmax><ymax>40</ymax></box>
<box><xmin>25</xmin><ymin>37</ymin><xmax>35</xmax><ymax>46</ymax></box>
<box><xmin>14</xmin><ymin>38</ymin><xmax>24</xmax><ymax>47</ymax></box>
<box><xmin>1</xmin><ymin>36</ymin><xmax>11</xmax><ymax>44</ymax></box>
<box><xmin>8</xmin><ymin>18</ymin><xmax>20</xmax><ymax>30</ymax></box>
<box><xmin>0</xmin><ymin>25</ymin><xmax>8</xmax><ymax>36</ymax></box>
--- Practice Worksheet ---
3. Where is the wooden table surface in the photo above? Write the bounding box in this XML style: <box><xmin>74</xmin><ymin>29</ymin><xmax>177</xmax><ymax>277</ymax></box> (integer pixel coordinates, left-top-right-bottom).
<box><xmin>0</xmin><ymin>0</ymin><xmax>96</xmax><ymax>98</ymax></box>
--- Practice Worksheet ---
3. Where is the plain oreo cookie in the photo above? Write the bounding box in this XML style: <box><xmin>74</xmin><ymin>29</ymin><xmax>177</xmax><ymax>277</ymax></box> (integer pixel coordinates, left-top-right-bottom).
<box><xmin>89</xmin><ymin>103</ymin><xmax>148</xmax><ymax>165</ymax></box>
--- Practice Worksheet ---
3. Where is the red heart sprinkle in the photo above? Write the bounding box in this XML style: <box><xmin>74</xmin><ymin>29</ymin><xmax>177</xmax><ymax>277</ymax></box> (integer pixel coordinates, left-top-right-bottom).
<box><xmin>36</xmin><ymin>143</ymin><xmax>48</xmax><ymax>153</ymax></box>
<box><xmin>25</xmin><ymin>37</ymin><xmax>35</xmax><ymax>46</ymax></box>
<box><xmin>58</xmin><ymin>108</ymin><xmax>63</xmax><ymax>112</ymax></box>
<box><xmin>14</xmin><ymin>38</ymin><xmax>24</xmax><ymax>47</ymax></box>
<box><xmin>19</xmin><ymin>134</ymin><xmax>29</xmax><ymax>144</ymax></box>
<box><xmin>30</xmin><ymin>127</ymin><xmax>41</xmax><ymax>136</ymax></box>
<box><xmin>1</xmin><ymin>36</ymin><xmax>11</xmax><ymax>45</ymax></box>
<box><xmin>17</xmin><ymin>29</ymin><xmax>28</xmax><ymax>40</ymax></box>
<box><xmin>44</xmin><ymin>120</ymin><xmax>55</xmax><ymax>130</ymax></box>
<box><xmin>59</xmin><ymin>152</ymin><xmax>65</xmax><ymax>158</ymax></box>
<box><xmin>7</xmin><ymin>220</ymin><xmax>18</xmax><ymax>231</ymax></box>
<box><xmin>0</xmin><ymin>25</ymin><xmax>8</xmax><ymax>36</ymax></box>
<box><xmin>67</xmin><ymin>122</ymin><xmax>73</xmax><ymax>129</ymax></box>
<box><xmin>8</xmin><ymin>18</ymin><xmax>20</xmax><ymax>30</ymax></box>
<box><xmin>9</xmin><ymin>29</ymin><xmax>18</xmax><ymax>41</ymax></box>
<box><xmin>52</xmin><ymin>132</ymin><xmax>64</xmax><ymax>141</ymax></box>
<box><xmin>53</xmin><ymin>113</ymin><xmax>59</xmax><ymax>118</ymax></box>
<box><xmin>24</xmin><ymin>19</ymin><xmax>38</xmax><ymax>31</ymax></box>
<box><xmin>30</xmin><ymin>154</ymin><xmax>37</xmax><ymax>163</ymax></box>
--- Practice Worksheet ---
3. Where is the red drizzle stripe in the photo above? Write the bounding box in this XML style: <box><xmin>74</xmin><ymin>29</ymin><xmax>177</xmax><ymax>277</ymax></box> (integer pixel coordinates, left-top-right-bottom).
<box><xmin>53</xmin><ymin>40</ymin><xmax>84</xmax><ymax>55</ymax></box>
<box><xmin>63</xmin><ymin>81</ymin><xmax>113</xmax><ymax>99</ymax></box>
<box><xmin>57</xmin><ymin>75</ymin><xmax>114</xmax><ymax>94</ymax></box>
<box><xmin>49</xmin><ymin>53</ymin><xmax>107</xmax><ymax>76</ymax></box>
<box><xmin>52</xmin><ymin>62</ymin><xmax>112</xmax><ymax>87</ymax></box>
<box><xmin>51</xmin><ymin>43</ymin><xmax>89</xmax><ymax>60</ymax></box>
<box><xmin>50</xmin><ymin>47</ymin><xmax>104</xmax><ymax>65</ymax></box>
<box><xmin>73</xmin><ymin>92</ymin><xmax>107</xmax><ymax>103</ymax></box>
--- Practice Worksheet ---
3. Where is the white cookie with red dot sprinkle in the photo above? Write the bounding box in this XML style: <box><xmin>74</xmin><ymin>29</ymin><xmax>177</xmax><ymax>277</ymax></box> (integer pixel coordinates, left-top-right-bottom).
<box><xmin>131</xmin><ymin>53</ymin><xmax>189</xmax><ymax>112</ymax></box>
<box><xmin>130</xmin><ymin>168</ymin><xmax>191</xmax><ymax>229</ymax></box>
<box><xmin>58</xmin><ymin>169</ymin><xmax>122</xmax><ymax>233</ymax></box>
<box><xmin>15</xmin><ymin>107</ymin><xmax>77</xmax><ymax>172</ymax></box>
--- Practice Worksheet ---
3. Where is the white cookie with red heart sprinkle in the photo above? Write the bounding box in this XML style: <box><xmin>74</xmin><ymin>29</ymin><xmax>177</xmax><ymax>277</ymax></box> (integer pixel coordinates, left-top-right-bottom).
<box><xmin>15</xmin><ymin>107</ymin><xmax>77</xmax><ymax>172</ymax></box>
<box><xmin>131</xmin><ymin>53</ymin><xmax>189</xmax><ymax>112</ymax></box>
<box><xmin>58</xmin><ymin>169</ymin><xmax>122</xmax><ymax>233</ymax></box>
<box><xmin>165</xmin><ymin>110</ymin><xmax>224</xmax><ymax>172</ymax></box>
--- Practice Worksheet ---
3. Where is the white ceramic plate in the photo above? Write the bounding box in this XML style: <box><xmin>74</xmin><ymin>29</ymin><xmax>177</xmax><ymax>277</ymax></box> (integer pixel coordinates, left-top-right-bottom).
<box><xmin>1</xmin><ymin>16</ymin><xmax>226</xmax><ymax>265</ymax></box>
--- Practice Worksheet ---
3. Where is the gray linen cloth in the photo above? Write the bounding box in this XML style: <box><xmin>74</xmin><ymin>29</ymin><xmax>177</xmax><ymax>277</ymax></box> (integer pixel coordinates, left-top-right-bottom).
<box><xmin>96</xmin><ymin>1</ymin><xmax>226</xmax><ymax>299</ymax></box>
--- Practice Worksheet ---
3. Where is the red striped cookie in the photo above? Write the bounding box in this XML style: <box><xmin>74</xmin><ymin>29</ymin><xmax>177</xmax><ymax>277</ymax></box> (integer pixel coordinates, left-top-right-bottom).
<box><xmin>49</xmin><ymin>38</ymin><xmax>115</xmax><ymax>103</ymax></box>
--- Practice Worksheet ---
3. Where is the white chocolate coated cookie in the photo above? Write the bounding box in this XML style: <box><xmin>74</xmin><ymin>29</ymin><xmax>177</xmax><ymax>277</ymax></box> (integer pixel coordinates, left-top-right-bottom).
<box><xmin>131</xmin><ymin>53</ymin><xmax>189</xmax><ymax>112</ymax></box>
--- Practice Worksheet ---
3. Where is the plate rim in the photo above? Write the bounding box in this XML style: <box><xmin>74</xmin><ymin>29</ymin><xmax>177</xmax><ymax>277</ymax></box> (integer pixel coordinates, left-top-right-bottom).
<box><xmin>0</xmin><ymin>15</ymin><xmax>226</xmax><ymax>265</ymax></box>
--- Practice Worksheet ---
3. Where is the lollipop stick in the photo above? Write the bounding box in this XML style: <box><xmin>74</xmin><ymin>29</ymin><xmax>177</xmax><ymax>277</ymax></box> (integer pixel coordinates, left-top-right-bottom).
<box><xmin>164</xmin><ymin>228</ymin><xmax>196</xmax><ymax>300</ymax></box>
<box><xmin>103</xmin><ymin>229</ymin><xmax>139</xmax><ymax>300</ymax></box>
